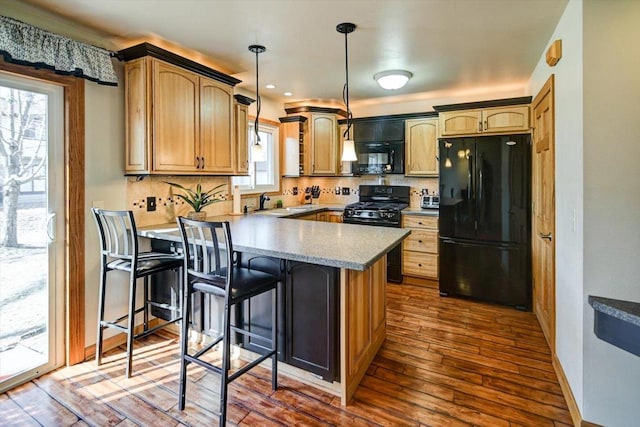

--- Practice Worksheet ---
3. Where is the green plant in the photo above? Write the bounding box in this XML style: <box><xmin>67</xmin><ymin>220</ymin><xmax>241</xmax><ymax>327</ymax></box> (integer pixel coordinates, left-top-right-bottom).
<box><xmin>164</xmin><ymin>181</ymin><xmax>225</xmax><ymax>212</ymax></box>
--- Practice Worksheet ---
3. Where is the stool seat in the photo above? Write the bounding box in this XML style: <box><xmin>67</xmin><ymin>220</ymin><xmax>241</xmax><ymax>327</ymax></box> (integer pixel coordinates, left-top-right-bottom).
<box><xmin>192</xmin><ymin>266</ymin><xmax>281</xmax><ymax>301</ymax></box>
<box><xmin>177</xmin><ymin>217</ymin><xmax>281</xmax><ymax>426</ymax></box>
<box><xmin>107</xmin><ymin>253</ymin><xmax>183</xmax><ymax>275</ymax></box>
<box><xmin>92</xmin><ymin>208</ymin><xmax>183</xmax><ymax>378</ymax></box>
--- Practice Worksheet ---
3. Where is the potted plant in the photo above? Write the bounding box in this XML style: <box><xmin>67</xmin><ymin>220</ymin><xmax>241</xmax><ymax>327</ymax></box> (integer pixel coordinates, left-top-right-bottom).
<box><xmin>164</xmin><ymin>180</ymin><xmax>226</xmax><ymax>220</ymax></box>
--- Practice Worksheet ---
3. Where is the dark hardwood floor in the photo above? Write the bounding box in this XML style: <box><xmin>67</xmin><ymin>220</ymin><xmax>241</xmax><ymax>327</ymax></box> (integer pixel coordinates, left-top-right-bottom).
<box><xmin>0</xmin><ymin>284</ymin><xmax>572</xmax><ymax>426</ymax></box>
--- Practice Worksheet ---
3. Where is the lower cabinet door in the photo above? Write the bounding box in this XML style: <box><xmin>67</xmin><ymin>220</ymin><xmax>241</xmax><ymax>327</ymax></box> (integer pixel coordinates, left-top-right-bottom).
<box><xmin>238</xmin><ymin>253</ymin><xmax>286</xmax><ymax>360</ymax></box>
<box><xmin>286</xmin><ymin>261</ymin><xmax>339</xmax><ymax>381</ymax></box>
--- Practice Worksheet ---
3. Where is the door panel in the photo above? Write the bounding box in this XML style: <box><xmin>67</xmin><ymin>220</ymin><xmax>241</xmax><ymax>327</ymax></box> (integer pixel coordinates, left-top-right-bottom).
<box><xmin>474</xmin><ymin>135</ymin><xmax>530</xmax><ymax>243</ymax></box>
<box><xmin>439</xmin><ymin>239</ymin><xmax>530</xmax><ymax>309</ymax></box>
<box><xmin>438</xmin><ymin>137</ymin><xmax>476</xmax><ymax>239</ymax></box>
<box><xmin>532</xmin><ymin>76</ymin><xmax>556</xmax><ymax>351</ymax></box>
<box><xmin>0</xmin><ymin>74</ymin><xmax>64</xmax><ymax>392</ymax></box>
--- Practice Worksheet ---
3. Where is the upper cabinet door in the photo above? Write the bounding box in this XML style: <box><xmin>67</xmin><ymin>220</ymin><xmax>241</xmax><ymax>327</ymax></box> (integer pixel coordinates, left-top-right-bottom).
<box><xmin>199</xmin><ymin>77</ymin><xmax>234</xmax><ymax>173</ymax></box>
<box><xmin>405</xmin><ymin>118</ymin><xmax>439</xmax><ymax>176</ymax></box>
<box><xmin>482</xmin><ymin>106</ymin><xmax>530</xmax><ymax>134</ymax></box>
<box><xmin>124</xmin><ymin>58</ymin><xmax>150</xmax><ymax>173</ymax></box>
<box><xmin>310</xmin><ymin>114</ymin><xmax>337</xmax><ymax>175</ymax></box>
<box><xmin>439</xmin><ymin>110</ymin><xmax>482</xmax><ymax>136</ymax></box>
<box><xmin>235</xmin><ymin>102</ymin><xmax>249</xmax><ymax>174</ymax></box>
<box><xmin>152</xmin><ymin>60</ymin><xmax>199</xmax><ymax>172</ymax></box>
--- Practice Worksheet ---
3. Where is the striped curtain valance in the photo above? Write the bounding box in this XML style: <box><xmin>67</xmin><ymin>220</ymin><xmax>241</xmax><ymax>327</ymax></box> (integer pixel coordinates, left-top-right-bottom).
<box><xmin>0</xmin><ymin>15</ymin><xmax>118</xmax><ymax>86</ymax></box>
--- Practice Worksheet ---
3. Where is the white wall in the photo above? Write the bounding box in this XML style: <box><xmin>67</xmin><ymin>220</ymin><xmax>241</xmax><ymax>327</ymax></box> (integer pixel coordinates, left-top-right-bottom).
<box><xmin>528</xmin><ymin>0</ymin><xmax>584</xmax><ymax>413</ymax></box>
<box><xmin>84</xmin><ymin>64</ymin><xmax>128</xmax><ymax>344</ymax></box>
<box><xmin>582</xmin><ymin>0</ymin><xmax>640</xmax><ymax>425</ymax></box>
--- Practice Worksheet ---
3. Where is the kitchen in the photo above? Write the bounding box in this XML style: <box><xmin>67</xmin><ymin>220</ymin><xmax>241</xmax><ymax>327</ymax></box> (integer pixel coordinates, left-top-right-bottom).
<box><xmin>0</xmin><ymin>1</ymin><xmax>639</xmax><ymax>426</ymax></box>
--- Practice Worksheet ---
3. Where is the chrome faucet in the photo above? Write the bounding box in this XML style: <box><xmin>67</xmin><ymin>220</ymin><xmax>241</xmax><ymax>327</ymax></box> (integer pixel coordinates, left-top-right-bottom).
<box><xmin>259</xmin><ymin>193</ymin><xmax>270</xmax><ymax>210</ymax></box>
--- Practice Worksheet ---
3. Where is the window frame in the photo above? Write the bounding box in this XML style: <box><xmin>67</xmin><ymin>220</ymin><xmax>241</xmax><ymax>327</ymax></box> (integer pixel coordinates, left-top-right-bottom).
<box><xmin>232</xmin><ymin>119</ymin><xmax>280</xmax><ymax>195</ymax></box>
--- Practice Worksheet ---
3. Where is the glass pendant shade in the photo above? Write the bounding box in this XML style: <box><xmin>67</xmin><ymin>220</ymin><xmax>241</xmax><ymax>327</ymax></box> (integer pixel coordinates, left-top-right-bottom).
<box><xmin>341</xmin><ymin>139</ymin><xmax>357</xmax><ymax>161</ymax></box>
<box><xmin>251</xmin><ymin>140</ymin><xmax>265</xmax><ymax>162</ymax></box>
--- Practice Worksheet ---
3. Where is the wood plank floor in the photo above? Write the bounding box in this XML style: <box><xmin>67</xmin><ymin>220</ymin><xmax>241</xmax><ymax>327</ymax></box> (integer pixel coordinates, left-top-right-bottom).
<box><xmin>0</xmin><ymin>284</ymin><xmax>572</xmax><ymax>426</ymax></box>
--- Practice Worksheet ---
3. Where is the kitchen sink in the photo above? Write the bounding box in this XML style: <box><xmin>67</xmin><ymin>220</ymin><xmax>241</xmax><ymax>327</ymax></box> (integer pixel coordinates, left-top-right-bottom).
<box><xmin>285</xmin><ymin>206</ymin><xmax>315</xmax><ymax>212</ymax></box>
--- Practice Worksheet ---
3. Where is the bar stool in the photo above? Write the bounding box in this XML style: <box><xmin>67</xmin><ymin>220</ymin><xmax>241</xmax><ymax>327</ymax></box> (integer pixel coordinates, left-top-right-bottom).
<box><xmin>176</xmin><ymin>217</ymin><xmax>280</xmax><ymax>426</ymax></box>
<box><xmin>92</xmin><ymin>208</ymin><xmax>183</xmax><ymax>377</ymax></box>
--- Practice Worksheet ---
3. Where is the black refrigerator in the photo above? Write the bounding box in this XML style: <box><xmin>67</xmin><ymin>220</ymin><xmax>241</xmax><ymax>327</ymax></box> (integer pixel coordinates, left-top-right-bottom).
<box><xmin>438</xmin><ymin>134</ymin><xmax>531</xmax><ymax>310</ymax></box>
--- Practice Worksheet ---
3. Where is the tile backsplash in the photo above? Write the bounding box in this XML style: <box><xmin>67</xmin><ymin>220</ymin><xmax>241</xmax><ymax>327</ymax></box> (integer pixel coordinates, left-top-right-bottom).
<box><xmin>127</xmin><ymin>174</ymin><xmax>438</xmax><ymax>226</ymax></box>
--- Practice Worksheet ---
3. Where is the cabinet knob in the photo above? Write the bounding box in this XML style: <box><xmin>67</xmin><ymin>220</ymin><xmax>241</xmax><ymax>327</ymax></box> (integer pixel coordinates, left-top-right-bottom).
<box><xmin>478</xmin><ymin>122</ymin><xmax>482</xmax><ymax>132</ymax></box>
<box><xmin>418</xmin><ymin>264</ymin><xmax>423</xmax><ymax>267</ymax></box>
<box><xmin>418</xmin><ymin>240</ymin><xmax>423</xmax><ymax>243</ymax></box>
<box><xmin>196</xmin><ymin>156</ymin><xmax>200</xmax><ymax>169</ymax></box>
<box><xmin>201</xmin><ymin>157</ymin><xmax>205</xmax><ymax>169</ymax></box>
<box><xmin>484</xmin><ymin>120</ymin><xmax>488</xmax><ymax>131</ymax></box>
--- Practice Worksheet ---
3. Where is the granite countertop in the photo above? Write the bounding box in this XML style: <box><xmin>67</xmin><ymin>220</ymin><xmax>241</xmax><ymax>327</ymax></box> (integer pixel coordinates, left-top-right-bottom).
<box><xmin>251</xmin><ymin>204</ymin><xmax>345</xmax><ymax>218</ymax></box>
<box><xmin>588</xmin><ymin>296</ymin><xmax>640</xmax><ymax>327</ymax></box>
<box><xmin>139</xmin><ymin>213</ymin><xmax>410</xmax><ymax>271</ymax></box>
<box><xmin>402</xmin><ymin>207</ymin><xmax>439</xmax><ymax>216</ymax></box>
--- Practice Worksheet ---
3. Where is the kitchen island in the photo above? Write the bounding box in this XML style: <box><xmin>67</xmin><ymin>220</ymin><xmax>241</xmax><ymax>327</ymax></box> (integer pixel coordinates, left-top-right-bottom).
<box><xmin>138</xmin><ymin>213</ymin><xmax>410</xmax><ymax>405</ymax></box>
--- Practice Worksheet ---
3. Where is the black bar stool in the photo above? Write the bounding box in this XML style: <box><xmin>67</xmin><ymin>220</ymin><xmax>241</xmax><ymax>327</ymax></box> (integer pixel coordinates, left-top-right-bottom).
<box><xmin>176</xmin><ymin>217</ymin><xmax>280</xmax><ymax>426</ymax></box>
<box><xmin>92</xmin><ymin>208</ymin><xmax>183</xmax><ymax>377</ymax></box>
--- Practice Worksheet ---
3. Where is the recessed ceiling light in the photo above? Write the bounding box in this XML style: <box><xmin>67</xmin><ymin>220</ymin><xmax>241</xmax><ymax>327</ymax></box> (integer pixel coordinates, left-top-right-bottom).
<box><xmin>265</xmin><ymin>84</ymin><xmax>275</xmax><ymax>89</ymax></box>
<box><xmin>283</xmin><ymin>92</ymin><xmax>293</xmax><ymax>96</ymax></box>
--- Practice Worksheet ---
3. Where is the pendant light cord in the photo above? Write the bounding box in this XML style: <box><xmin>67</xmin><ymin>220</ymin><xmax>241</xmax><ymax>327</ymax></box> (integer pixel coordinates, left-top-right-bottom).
<box><xmin>337</xmin><ymin>23</ymin><xmax>355</xmax><ymax>140</ymax></box>
<box><xmin>342</xmin><ymin>29</ymin><xmax>352</xmax><ymax>140</ymax></box>
<box><xmin>254</xmin><ymin>48</ymin><xmax>261</xmax><ymax>144</ymax></box>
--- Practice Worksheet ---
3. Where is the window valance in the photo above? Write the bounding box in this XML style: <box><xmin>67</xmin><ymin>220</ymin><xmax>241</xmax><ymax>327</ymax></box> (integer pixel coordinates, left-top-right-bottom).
<box><xmin>0</xmin><ymin>15</ymin><xmax>118</xmax><ymax>86</ymax></box>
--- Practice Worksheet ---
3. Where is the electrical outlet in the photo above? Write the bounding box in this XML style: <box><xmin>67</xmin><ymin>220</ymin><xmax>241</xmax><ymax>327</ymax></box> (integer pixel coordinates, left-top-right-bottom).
<box><xmin>335</xmin><ymin>186</ymin><xmax>341</xmax><ymax>195</ymax></box>
<box><xmin>147</xmin><ymin>196</ymin><xmax>156</xmax><ymax>212</ymax></box>
<box><xmin>292</xmin><ymin>186</ymin><xmax>298</xmax><ymax>195</ymax></box>
<box><xmin>341</xmin><ymin>187</ymin><xmax>350</xmax><ymax>195</ymax></box>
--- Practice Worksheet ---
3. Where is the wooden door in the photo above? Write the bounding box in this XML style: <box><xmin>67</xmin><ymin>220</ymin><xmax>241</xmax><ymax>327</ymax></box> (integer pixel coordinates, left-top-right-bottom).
<box><xmin>152</xmin><ymin>59</ymin><xmax>199</xmax><ymax>172</ymax></box>
<box><xmin>532</xmin><ymin>75</ymin><xmax>556</xmax><ymax>352</ymax></box>
<box><xmin>124</xmin><ymin>58</ymin><xmax>150</xmax><ymax>173</ymax></box>
<box><xmin>483</xmin><ymin>105</ymin><xmax>530</xmax><ymax>134</ymax></box>
<box><xmin>200</xmin><ymin>76</ymin><xmax>234</xmax><ymax>173</ymax></box>
<box><xmin>439</xmin><ymin>110</ymin><xmax>482</xmax><ymax>136</ymax></box>
<box><xmin>405</xmin><ymin>118</ymin><xmax>439</xmax><ymax>176</ymax></box>
<box><xmin>235</xmin><ymin>102</ymin><xmax>249</xmax><ymax>174</ymax></box>
<box><xmin>310</xmin><ymin>113</ymin><xmax>337</xmax><ymax>175</ymax></box>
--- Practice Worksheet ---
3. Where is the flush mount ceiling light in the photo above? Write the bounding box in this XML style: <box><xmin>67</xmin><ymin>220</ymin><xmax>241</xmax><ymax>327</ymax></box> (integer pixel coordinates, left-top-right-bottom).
<box><xmin>374</xmin><ymin>70</ymin><xmax>413</xmax><ymax>90</ymax></box>
<box><xmin>337</xmin><ymin>22</ymin><xmax>357</xmax><ymax>162</ymax></box>
<box><xmin>249</xmin><ymin>44</ymin><xmax>266</xmax><ymax>162</ymax></box>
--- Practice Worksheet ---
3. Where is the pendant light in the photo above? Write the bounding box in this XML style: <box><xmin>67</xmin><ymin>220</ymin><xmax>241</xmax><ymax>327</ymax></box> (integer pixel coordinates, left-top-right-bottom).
<box><xmin>337</xmin><ymin>22</ymin><xmax>357</xmax><ymax>162</ymax></box>
<box><xmin>249</xmin><ymin>44</ymin><xmax>266</xmax><ymax>162</ymax></box>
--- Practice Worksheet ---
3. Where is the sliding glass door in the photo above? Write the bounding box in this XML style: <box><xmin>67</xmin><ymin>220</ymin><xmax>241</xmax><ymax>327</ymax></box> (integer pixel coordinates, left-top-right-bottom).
<box><xmin>0</xmin><ymin>72</ymin><xmax>64</xmax><ymax>392</ymax></box>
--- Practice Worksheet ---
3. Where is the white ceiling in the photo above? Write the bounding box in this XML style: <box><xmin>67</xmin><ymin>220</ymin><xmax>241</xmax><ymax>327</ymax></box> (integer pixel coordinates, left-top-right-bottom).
<box><xmin>24</xmin><ymin>0</ymin><xmax>568</xmax><ymax>105</ymax></box>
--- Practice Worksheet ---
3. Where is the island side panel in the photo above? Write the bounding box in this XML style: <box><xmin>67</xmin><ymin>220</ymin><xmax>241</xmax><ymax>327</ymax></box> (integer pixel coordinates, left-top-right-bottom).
<box><xmin>340</xmin><ymin>255</ymin><xmax>387</xmax><ymax>405</ymax></box>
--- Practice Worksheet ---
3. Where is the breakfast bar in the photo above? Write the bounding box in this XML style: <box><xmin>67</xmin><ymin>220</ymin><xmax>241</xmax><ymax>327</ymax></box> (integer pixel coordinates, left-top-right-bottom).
<box><xmin>138</xmin><ymin>213</ymin><xmax>410</xmax><ymax>405</ymax></box>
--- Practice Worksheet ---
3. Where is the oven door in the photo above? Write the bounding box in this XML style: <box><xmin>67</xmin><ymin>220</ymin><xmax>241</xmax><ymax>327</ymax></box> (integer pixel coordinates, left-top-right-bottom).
<box><xmin>354</xmin><ymin>141</ymin><xmax>404</xmax><ymax>174</ymax></box>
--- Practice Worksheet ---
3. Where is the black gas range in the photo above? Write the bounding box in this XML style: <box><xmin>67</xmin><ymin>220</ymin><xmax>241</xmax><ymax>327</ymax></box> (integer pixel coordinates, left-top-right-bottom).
<box><xmin>343</xmin><ymin>185</ymin><xmax>410</xmax><ymax>282</ymax></box>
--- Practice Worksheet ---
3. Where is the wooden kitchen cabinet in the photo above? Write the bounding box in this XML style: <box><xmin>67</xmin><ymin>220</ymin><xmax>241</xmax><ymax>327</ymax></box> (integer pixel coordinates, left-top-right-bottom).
<box><xmin>234</xmin><ymin>95</ymin><xmax>253</xmax><ymax>174</ymax></box>
<box><xmin>281</xmin><ymin>105</ymin><xmax>345</xmax><ymax>176</ymax></box>
<box><xmin>280</xmin><ymin>116</ymin><xmax>307</xmax><ymax>176</ymax></box>
<box><xmin>439</xmin><ymin>105</ymin><xmax>530</xmax><ymax>137</ymax></box>
<box><xmin>309</xmin><ymin>113</ymin><xmax>338</xmax><ymax>175</ymax></box>
<box><xmin>405</xmin><ymin>117</ymin><xmax>439</xmax><ymax>176</ymax></box>
<box><xmin>325</xmin><ymin>211</ymin><xmax>343</xmax><ymax>223</ymax></box>
<box><xmin>152</xmin><ymin>60</ymin><xmax>199</xmax><ymax>172</ymax></box>
<box><xmin>121</xmin><ymin>44</ymin><xmax>240</xmax><ymax>175</ymax></box>
<box><xmin>198</xmin><ymin>76</ymin><xmax>234</xmax><ymax>173</ymax></box>
<box><xmin>402</xmin><ymin>214</ymin><xmax>439</xmax><ymax>280</ymax></box>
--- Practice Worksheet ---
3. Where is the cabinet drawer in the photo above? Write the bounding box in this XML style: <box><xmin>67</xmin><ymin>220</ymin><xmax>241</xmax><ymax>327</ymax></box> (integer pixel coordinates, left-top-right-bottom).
<box><xmin>404</xmin><ymin>229</ymin><xmax>438</xmax><ymax>253</ymax></box>
<box><xmin>402</xmin><ymin>251</ymin><xmax>438</xmax><ymax>279</ymax></box>
<box><xmin>403</xmin><ymin>215</ymin><xmax>438</xmax><ymax>229</ymax></box>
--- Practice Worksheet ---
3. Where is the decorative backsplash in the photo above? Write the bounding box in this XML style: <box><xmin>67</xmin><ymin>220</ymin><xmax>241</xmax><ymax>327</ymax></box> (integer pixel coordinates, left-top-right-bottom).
<box><xmin>126</xmin><ymin>174</ymin><xmax>438</xmax><ymax>226</ymax></box>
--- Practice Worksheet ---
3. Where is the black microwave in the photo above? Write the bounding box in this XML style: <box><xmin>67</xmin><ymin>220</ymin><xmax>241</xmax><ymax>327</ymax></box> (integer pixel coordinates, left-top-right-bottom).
<box><xmin>353</xmin><ymin>141</ymin><xmax>405</xmax><ymax>175</ymax></box>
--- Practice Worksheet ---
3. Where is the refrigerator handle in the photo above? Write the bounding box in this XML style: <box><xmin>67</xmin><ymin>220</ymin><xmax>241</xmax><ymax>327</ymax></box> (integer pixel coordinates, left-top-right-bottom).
<box><xmin>467</xmin><ymin>154</ymin><xmax>473</xmax><ymax>200</ymax></box>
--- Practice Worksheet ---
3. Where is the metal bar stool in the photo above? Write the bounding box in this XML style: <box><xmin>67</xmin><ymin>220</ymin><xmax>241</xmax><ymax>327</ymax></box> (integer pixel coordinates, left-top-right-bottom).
<box><xmin>92</xmin><ymin>208</ymin><xmax>183</xmax><ymax>377</ymax></box>
<box><xmin>176</xmin><ymin>217</ymin><xmax>280</xmax><ymax>426</ymax></box>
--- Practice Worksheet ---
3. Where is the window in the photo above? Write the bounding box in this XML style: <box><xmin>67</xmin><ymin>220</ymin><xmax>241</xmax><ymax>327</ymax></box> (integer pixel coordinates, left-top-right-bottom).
<box><xmin>232</xmin><ymin>121</ymin><xmax>280</xmax><ymax>193</ymax></box>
